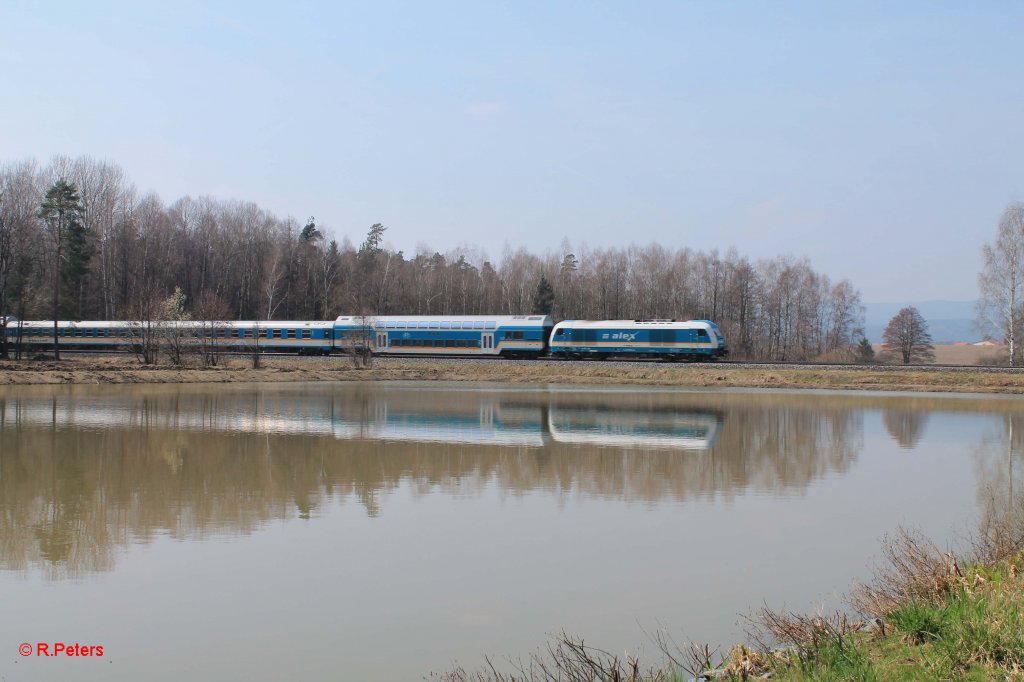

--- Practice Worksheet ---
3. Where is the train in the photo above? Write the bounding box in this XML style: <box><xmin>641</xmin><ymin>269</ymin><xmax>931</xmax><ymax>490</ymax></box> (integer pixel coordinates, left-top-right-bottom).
<box><xmin>2</xmin><ymin>315</ymin><xmax>728</xmax><ymax>361</ymax></box>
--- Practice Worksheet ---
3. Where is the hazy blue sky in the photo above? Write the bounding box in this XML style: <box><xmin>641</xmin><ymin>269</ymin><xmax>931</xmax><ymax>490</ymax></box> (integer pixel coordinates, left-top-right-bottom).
<box><xmin>2</xmin><ymin>1</ymin><xmax>1021</xmax><ymax>302</ymax></box>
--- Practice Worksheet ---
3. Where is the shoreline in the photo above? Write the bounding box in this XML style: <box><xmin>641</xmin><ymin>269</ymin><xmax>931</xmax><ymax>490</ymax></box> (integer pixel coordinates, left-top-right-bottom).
<box><xmin>4</xmin><ymin>356</ymin><xmax>1024</xmax><ymax>393</ymax></box>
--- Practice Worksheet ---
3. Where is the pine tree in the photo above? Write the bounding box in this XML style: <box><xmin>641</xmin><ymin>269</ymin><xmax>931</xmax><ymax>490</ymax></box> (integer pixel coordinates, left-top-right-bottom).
<box><xmin>300</xmin><ymin>217</ymin><xmax>322</xmax><ymax>242</ymax></box>
<box><xmin>533</xmin><ymin>276</ymin><xmax>554</xmax><ymax>315</ymax></box>
<box><xmin>856</xmin><ymin>337</ymin><xmax>875</xmax><ymax>363</ymax></box>
<box><xmin>38</xmin><ymin>180</ymin><xmax>85</xmax><ymax>359</ymax></box>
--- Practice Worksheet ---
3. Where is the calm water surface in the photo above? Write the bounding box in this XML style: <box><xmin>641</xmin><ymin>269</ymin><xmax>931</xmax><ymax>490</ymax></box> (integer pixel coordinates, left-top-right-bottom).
<box><xmin>1</xmin><ymin>381</ymin><xmax>1022</xmax><ymax>681</ymax></box>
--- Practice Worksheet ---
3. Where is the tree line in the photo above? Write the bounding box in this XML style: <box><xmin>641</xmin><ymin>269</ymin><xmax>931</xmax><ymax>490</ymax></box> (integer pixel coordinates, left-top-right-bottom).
<box><xmin>0</xmin><ymin>155</ymin><xmax>867</xmax><ymax>361</ymax></box>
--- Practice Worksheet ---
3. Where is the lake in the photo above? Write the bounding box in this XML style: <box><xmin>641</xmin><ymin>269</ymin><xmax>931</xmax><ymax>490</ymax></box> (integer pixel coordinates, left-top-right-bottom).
<box><xmin>1</xmin><ymin>381</ymin><xmax>1021</xmax><ymax>680</ymax></box>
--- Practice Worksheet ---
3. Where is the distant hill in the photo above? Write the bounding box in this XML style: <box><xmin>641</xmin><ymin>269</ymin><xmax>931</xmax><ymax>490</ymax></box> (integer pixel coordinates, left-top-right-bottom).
<box><xmin>863</xmin><ymin>300</ymin><xmax>984</xmax><ymax>344</ymax></box>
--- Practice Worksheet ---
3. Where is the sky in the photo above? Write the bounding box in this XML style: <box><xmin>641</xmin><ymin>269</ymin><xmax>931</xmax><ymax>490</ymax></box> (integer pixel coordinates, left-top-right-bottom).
<box><xmin>1</xmin><ymin>1</ymin><xmax>1022</xmax><ymax>302</ymax></box>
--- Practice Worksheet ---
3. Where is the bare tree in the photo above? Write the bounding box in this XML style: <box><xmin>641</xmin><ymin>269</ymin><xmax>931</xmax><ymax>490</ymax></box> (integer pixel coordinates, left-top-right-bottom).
<box><xmin>978</xmin><ymin>203</ymin><xmax>1024</xmax><ymax>366</ymax></box>
<box><xmin>160</xmin><ymin>287</ymin><xmax>190</xmax><ymax>365</ymax></box>
<box><xmin>127</xmin><ymin>284</ymin><xmax>165</xmax><ymax>365</ymax></box>
<box><xmin>192</xmin><ymin>291</ymin><xmax>230</xmax><ymax>367</ymax></box>
<box><xmin>242</xmin><ymin>319</ymin><xmax>260</xmax><ymax>369</ymax></box>
<box><xmin>882</xmin><ymin>306</ymin><xmax>935</xmax><ymax>364</ymax></box>
<box><xmin>0</xmin><ymin>161</ymin><xmax>41</xmax><ymax>358</ymax></box>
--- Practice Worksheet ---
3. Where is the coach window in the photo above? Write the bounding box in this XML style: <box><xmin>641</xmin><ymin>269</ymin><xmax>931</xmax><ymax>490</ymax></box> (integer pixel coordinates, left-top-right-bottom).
<box><xmin>286</xmin><ymin>329</ymin><xmax>296</xmax><ymax>339</ymax></box>
<box><xmin>302</xmin><ymin>329</ymin><xmax>312</xmax><ymax>339</ymax></box>
<box><xmin>430</xmin><ymin>321</ymin><xmax>439</xmax><ymax>329</ymax></box>
<box><xmin>440</xmin><ymin>322</ymin><xmax>450</xmax><ymax>329</ymax></box>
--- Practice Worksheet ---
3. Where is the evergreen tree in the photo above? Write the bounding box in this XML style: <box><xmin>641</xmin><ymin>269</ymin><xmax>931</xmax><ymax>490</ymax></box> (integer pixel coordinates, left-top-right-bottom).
<box><xmin>533</xmin><ymin>276</ymin><xmax>554</xmax><ymax>315</ymax></box>
<box><xmin>300</xmin><ymin>217</ymin><xmax>322</xmax><ymax>242</ymax></box>
<box><xmin>38</xmin><ymin>180</ymin><xmax>85</xmax><ymax>359</ymax></box>
<box><xmin>62</xmin><ymin>212</ymin><xmax>92</xmax><ymax>318</ymax></box>
<box><xmin>359</xmin><ymin>223</ymin><xmax>386</xmax><ymax>258</ymax></box>
<box><xmin>856</xmin><ymin>337</ymin><xmax>875</xmax><ymax>363</ymax></box>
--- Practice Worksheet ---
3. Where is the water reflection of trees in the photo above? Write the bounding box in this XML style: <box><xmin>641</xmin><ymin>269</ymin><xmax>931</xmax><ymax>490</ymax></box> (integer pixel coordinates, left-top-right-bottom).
<box><xmin>14</xmin><ymin>386</ymin><xmax>1018</xmax><ymax>578</ymax></box>
<box><xmin>0</xmin><ymin>386</ymin><xmax>877</xmax><ymax>578</ymax></box>
<box><xmin>972</xmin><ymin>414</ymin><xmax>1024</xmax><ymax>539</ymax></box>
<box><xmin>883</xmin><ymin>410</ymin><xmax>931</xmax><ymax>449</ymax></box>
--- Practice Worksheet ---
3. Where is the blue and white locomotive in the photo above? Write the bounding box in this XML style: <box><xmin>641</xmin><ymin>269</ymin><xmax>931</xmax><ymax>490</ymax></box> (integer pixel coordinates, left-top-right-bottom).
<box><xmin>548</xmin><ymin>319</ymin><xmax>727</xmax><ymax>361</ymax></box>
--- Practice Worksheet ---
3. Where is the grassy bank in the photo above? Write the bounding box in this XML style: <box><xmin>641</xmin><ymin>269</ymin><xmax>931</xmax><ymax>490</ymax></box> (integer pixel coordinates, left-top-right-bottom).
<box><xmin>435</xmin><ymin>511</ymin><xmax>1024</xmax><ymax>682</ymax></box>
<box><xmin>3</xmin><ymin>355</ymin><xmax>1024</xmax><ymax>393</ymax></box>
<box><xmin>743</xmin><ymin>531</ymin><xmax>1024</xmax><ymax>681</ymax></box>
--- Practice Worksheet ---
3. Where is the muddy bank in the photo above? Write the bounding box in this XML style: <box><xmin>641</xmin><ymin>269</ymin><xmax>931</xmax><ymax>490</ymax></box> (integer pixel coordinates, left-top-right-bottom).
<box><xmin>3</xmin><ymin>356</ymin><xmax>1024</xmax><ymax>393</ymax></box>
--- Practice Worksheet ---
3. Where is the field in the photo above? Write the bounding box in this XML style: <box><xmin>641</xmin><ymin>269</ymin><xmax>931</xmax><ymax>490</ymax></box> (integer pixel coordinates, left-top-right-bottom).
<box><xmin>893</xmin><ymin>343</ymin><xmax>1005</xmax><ymax>366</ymax></box>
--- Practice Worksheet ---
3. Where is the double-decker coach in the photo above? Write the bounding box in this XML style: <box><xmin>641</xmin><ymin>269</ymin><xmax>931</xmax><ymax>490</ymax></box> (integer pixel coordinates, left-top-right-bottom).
<box><xmin>549</xmin><ymin>319</ymin><xmax>727</xmax><ymax>361</ymax></box>
<box><xmin>335</xmin><ymin>315</ymin><xmax>553</xmax><ymax>358</ymax></box>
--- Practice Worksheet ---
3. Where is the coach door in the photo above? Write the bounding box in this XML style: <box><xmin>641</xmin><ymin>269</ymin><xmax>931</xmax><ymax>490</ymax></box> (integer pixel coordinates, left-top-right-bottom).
<box><xmin>376</xmin><ymin>331</ymin><xmax>387</xmax><ymax>350</ymax></box>
<box><xmin>482</xmin><ymin>332</ymin><xmax>494</xmax><ymax>353</ymax></box>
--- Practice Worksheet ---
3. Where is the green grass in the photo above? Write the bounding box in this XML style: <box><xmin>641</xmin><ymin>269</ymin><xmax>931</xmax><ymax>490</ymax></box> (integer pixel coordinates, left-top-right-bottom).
<box><xmin>762</xmin><ymin>569</ymin><xmax>1024</xmax><ymax>681</ymax></box>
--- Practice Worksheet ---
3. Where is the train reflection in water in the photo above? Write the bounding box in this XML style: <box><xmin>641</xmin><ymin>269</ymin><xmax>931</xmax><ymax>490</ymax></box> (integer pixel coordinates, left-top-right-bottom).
<box><xmin>547</xmin><ymin>403</ymin><xmax>721</xmax><ymax>450</ymax></box>
<box><xmin>0</xmin><ymin>387</ymin><xmax>722</xmax><ymax>451</ymax></box>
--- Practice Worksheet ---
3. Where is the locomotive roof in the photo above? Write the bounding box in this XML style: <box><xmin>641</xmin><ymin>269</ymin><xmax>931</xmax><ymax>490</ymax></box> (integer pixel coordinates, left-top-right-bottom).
<box><xmin>552</xmin><ymin>319</ymin><xmax>712</xmax><ymax>329</ymax></box>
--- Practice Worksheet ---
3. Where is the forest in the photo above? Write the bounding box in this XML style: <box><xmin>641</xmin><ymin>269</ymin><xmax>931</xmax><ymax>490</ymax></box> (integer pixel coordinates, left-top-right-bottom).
<box><xmin>0</xmin><ymin>156</ymin><xmax>865</xmax><ymax>361</ymax></box>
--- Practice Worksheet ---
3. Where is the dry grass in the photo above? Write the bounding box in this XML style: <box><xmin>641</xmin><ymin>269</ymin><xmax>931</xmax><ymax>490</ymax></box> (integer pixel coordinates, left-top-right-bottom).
<box><xmin>4</xmin><ymin>355</ymin><xmax>1024</xmax><ymax>393</ymax></box>
<box><xmin>848</xmin><ymin>528</ymin><xmax>968</xmax><ymax>617</ymax></box>
<box><xmin>429</xmin><ymin>632</ymin><xmax>678</xmax><ymax>682</ymax></box>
